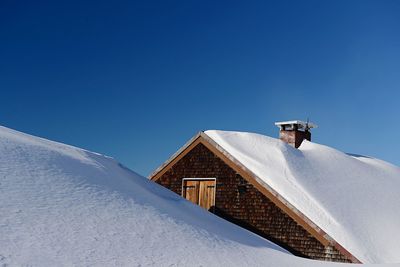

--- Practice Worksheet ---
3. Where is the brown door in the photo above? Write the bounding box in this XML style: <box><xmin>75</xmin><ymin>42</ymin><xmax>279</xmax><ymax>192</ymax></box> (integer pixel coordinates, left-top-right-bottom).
<box><xmin>183</xmin><ymin>180</ymin><xmax>199</xmax><ymax>204</ymax></box>
<box><xmin>183</xmin><ymin>179</ymin><xmax>216</xmax><ymax>211</ymax></box>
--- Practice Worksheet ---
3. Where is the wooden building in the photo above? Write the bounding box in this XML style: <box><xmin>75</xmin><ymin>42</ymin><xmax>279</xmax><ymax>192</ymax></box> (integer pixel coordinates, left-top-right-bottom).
<box><xmin>149</xmin><ymin>121</ymin><xmax>361</xmax><ymax>263</ymax></box>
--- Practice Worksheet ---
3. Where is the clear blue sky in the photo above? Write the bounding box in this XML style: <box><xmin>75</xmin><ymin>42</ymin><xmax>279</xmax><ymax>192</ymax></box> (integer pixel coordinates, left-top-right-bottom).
<box><xmin>1</xmin><ymin>0</ymin><xmax>399</xmax><ymax>176</ymax></box>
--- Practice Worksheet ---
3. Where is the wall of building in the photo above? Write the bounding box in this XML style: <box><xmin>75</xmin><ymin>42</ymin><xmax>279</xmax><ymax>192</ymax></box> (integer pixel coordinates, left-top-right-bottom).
<box><xmin>155</xmin><ymin>143</ymin><xmax>352</xmax><ymax>262</ymax></box>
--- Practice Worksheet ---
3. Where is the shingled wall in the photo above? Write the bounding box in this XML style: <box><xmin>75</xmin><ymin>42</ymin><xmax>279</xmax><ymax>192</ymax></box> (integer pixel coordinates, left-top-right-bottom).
<box><xmin>155</xmin><ymin>143</ymin><xmax>352</xmax><ymax>262</ymax></box>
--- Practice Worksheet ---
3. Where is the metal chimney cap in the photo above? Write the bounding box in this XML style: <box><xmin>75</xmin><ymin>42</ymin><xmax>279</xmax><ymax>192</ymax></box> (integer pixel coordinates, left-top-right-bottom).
<box><xmin>275</xmin><ymin>120</ymin><xmax>317</xmax><ymax>130</ymax></box>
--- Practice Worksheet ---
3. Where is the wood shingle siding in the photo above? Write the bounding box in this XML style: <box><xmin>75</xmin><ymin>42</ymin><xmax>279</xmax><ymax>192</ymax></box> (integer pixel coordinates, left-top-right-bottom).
<box><xmin>155</xmin><ymin>143</ymin><xmax>352</xmax><ymax>262</ymax></box>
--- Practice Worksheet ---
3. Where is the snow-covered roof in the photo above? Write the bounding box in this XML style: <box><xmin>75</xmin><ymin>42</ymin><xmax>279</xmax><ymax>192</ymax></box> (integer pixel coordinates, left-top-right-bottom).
<box><xmin>203</xmin><ymin>130</ymin><xmax>400</xmax><ymax>264</ymax></box>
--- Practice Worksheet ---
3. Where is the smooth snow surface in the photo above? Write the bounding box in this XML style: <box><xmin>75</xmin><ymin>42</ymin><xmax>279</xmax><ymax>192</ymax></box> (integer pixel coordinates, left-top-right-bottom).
<box><xmin>2</xmin><ymin>125</ymin><xmax>383</xmax><ymax>267</ymax></box>
<box><xmin>205</xmin><ymin>130</ymin><xmax>400</xmax><ymax>264</ymax></box>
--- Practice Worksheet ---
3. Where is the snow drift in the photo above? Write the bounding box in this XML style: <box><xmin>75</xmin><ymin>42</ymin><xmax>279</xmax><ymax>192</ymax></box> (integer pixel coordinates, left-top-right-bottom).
<box><xmin>205</xmin><ymin>130</ymin><xmax>400</xmax><ymax>264</ymax></box>
<box><xmin>0</xmin><ymin>125</ymin><xmax>396</xmax><ymax>266</ymax></box>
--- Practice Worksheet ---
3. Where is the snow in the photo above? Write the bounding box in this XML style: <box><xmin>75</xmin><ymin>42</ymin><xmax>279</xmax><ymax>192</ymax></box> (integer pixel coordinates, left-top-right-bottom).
<box><xmin>205</xmin><ymin>130</ymin><xmax>400</xmax><ymax>264</ymax></box>
<box><xmin>0</xmin><ymin>125</ymin><xmax>396</xmax><ymax>266</ymax></box>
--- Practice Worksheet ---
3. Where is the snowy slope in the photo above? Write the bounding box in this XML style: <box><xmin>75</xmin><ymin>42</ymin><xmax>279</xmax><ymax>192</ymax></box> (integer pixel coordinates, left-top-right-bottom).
<box><xmin>205</xmin><ymin>130</ymin><xmax>400</xmax><ymax>264</ymax></box>
<box><xmin>2</xmin><ymin>126</ymin><xmax>384</xmax><ymax>267</ymax></box>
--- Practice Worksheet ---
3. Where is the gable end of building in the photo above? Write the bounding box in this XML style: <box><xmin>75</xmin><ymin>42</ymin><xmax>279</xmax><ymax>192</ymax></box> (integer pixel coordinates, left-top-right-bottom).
<box><xmin>149</xmin><ymin>132</ymin><xmax>361</xmax><ymax>263</ymax></box>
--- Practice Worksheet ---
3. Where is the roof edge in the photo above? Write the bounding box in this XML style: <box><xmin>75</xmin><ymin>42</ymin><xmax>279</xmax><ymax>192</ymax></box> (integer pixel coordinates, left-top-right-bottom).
<box><xmin>149</xmin><ymin>132</ymin><xmax>204</xmax><ymax>180</ymax></box>
<box><xmin>200</xmin><ymin>132</ymin><xmax>361</xmax><ymax>263</ymax></box>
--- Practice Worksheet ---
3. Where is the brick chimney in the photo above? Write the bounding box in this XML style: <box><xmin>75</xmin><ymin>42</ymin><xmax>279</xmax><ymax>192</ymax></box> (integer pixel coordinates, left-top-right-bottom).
<box><xmin>275</xmin><ymin>120</ymin><xmax>317</xmax><ymax>148</ymax></box>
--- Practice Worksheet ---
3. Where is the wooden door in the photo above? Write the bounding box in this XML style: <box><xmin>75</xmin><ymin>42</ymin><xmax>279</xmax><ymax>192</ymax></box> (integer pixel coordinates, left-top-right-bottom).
<box><xmin>183</xmin><ymin>180</ymin><xmax>199</xmax><ymax>204</ymax></box>
<box><xmin>183</xmin><ymin>179</ymin><xmax>216</xmax><ymax>211</ymax></box>
<box><xmin>198</xmin><ymin>180</ymin><xmax>216</xmax><ymax>211</ymax></box>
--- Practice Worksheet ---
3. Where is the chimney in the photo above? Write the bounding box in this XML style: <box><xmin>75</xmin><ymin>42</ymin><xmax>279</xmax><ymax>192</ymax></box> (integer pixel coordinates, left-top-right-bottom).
<box><xmin>274</xmin><ymin>120</ymin><xmax>317</xmax><ymax>148</ymax></box>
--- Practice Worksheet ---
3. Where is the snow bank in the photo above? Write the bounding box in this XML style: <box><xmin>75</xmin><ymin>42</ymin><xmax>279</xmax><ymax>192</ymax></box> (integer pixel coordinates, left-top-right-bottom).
<box><xmin>205</xmin><ymin>130</ymin><xmax>400</xmax><ymax>264</ymax></box>
<box><xmin>0</xmin><ymin>125</ymin><xmax>395</xmax><ymax>266</ymax></box>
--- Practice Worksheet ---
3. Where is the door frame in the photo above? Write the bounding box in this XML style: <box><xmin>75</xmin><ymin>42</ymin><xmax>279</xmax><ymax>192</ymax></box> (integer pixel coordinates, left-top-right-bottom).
<box><xmin>182</xmin><ymin>178</ymin><xmax>217</xmax><ymax>211</ymax></box>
